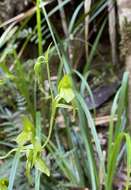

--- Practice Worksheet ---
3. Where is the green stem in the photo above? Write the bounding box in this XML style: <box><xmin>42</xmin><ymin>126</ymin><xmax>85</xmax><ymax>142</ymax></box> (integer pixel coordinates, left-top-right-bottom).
<box><xmin>36</xmin><ymin>0</ymin><xmax>43</xmax><ymax>56</ymax></box>
<box><xmin>0</xmin><ymin>148</ymin><xmax>17</xmax><ymax>159</ymax></box>
<box><xmin>46</xmin><ymin>57</ymin><xmax>54</xmax><ymax>100</ymax></box>
<box><xmin>42</xmin><ymin>101</ymin><xmax>57</xmax><ymax>148</ymax></box>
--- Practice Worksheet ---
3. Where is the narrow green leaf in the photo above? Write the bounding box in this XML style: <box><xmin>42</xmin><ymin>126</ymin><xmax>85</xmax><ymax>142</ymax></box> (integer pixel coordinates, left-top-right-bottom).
<box><xmin>8</xmin><ymin>149</ymin><xmax>20</xmax><ymax>190</ymax></box>
<box><xmin>68</xmin><ymin>2</ymin><xmax>84</xmax><ymax>33</ymax></box>
<box><xmin>83</xmin><ymin>19</ymin><xmax>106</xmax><ymax>73</ymax></box>
<box><xmin>35</xmin><ymin>112</ymin><xmax>41</xmax><ymax>190</ymax></box>
<box><xmin>125</xmin><ymin>134</ymin><xmax>131</xmax><ymax>190</ymax></box>
<box><xmin>106</xmin><ymin>133</ymin><xmax>123</xmax><ymax>190</ymax></box>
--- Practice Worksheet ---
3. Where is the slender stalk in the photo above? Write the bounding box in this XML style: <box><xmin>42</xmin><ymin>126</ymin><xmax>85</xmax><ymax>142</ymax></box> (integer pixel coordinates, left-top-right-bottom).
<box><xmin>42</xmin><ymin>101</ymin><xmax>57</xmax><ymax>148</ymax></box>
<box><xmin>36</xmin><ymin>0</ymin><xmax>43</xmax><ymax>56</ymax></box>
<box><xmin>46</xmin><ymin>54</ymin><xmax>54</xmax><ymax>100</ymax></box>
<box><xmin>41</xmin><ymin>5</ymin><xmax>63</xmax><ymax>65</ymax></box>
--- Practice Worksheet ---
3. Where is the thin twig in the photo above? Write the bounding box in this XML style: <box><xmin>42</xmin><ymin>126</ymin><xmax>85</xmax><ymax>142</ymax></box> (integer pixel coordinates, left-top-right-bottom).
<box><xmin>95</xmin><ymin>115</ymin><xmax>117</xmax><ymax>125</ymax></box>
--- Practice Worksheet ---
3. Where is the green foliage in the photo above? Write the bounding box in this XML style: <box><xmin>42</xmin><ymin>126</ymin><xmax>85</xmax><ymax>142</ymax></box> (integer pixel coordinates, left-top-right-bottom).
<box><xmin>25</xmin><ymin>140</ymin><xmax>50</xmax><ymax>182</ymax></box>
<box><xmin>106</xmin><ymin>72</ymin><xmax>130</xmax><ymax>190</ymax></box>
<box><xmin>0</xmin><ymin>45</ymin><xmax>76</xmax><ymax>189</ymax></box>
<box><xmin>0</xmin><ymin>0</ymin><xmax>131</xmax><ymax>190</ymax></box>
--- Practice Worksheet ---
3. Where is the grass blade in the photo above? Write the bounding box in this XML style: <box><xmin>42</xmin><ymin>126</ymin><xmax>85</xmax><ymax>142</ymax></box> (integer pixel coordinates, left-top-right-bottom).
<box><xmin>35</xmin><ymin>112</ymin><xmax>41</xmax><ymax>190</ymax></box>
<box><xmin>8</xmin><ymin>149</ymin><xmax>21</xmax><ymax>190</ymax></box>
<box><xmin>83</xmin><ymin>19</ymin><xmax>106</xmax><ymax>74</ymax></box>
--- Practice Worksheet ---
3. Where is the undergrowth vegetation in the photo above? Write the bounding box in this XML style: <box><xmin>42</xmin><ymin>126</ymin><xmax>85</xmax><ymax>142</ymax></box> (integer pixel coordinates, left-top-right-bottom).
<box><xmin>0</xmin><ymin>0</ymin><xmax>131</xmax><ymax>190</ymax></box>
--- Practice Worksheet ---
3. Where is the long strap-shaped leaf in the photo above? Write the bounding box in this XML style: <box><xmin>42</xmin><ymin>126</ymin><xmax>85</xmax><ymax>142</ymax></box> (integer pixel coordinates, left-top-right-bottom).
<box><xmin>106</xmin><ymin>133</ymin><xmax>131</xmax><ymax>190</ymax></box>
<box><xmin>35</xmin><ymin>112</ymin><xmax>41</xmax><ymax>190</ymax></box>
<box><xmin>8</xmin><ymin>149</ymin><xmax>21</xmax><ymax>190</ymax></box>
